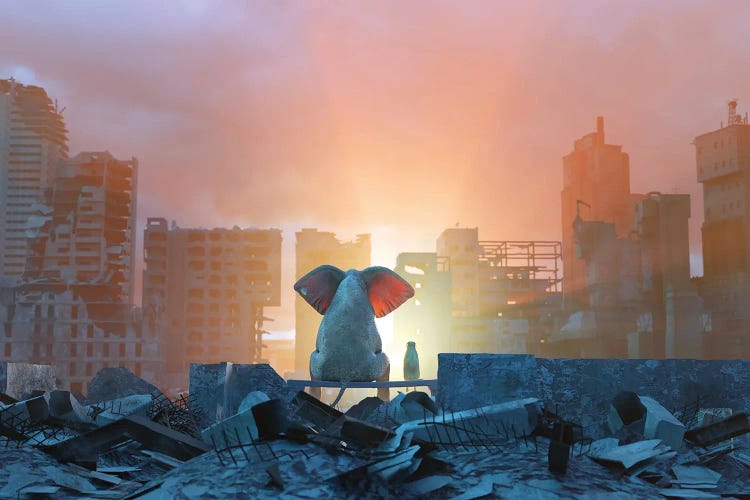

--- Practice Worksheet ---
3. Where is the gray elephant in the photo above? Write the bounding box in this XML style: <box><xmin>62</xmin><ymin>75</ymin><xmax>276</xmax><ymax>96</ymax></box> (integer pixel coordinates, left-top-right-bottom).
<box><xmin>294</xmin><ymin>265</ymin><xmax>415</xmax><ymax>401</ymax></box>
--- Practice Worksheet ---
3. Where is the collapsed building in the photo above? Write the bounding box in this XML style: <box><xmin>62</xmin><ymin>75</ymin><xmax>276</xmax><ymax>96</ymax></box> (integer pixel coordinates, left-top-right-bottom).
<box><xmin>142</xmin><ymin>219</ymin><xmax>282</xmax><ymax>393</ymax></box>
<box><xmin>0</xmin><ymin>151</ymin><xmax>158</xmax><ymax>395</ymax></box>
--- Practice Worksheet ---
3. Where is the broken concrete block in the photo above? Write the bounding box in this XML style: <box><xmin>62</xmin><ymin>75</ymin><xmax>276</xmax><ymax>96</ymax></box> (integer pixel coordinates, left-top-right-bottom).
<box><xmin>388</xmin><ymin>391</ymin><xmax>438</xmax><ymax>424</ymax></box>
<box><xmin>292</xmin><ymin>391</ymin><xmax>343</xmax><ymax>431</ymax></box>
<box><xmin>251</xmin><ymin>399</ymin><xmax>288</xmax><ymax>439</ymax></box>
<box><xmin>188</xmin><ymin>362</ymin><xmax>228</xmax><ymax>428</ymax></box>
<box><xmin>0</xmin><ymin>362</ymin><xmax>56</xmax><ymax>399</ymax></box>
<box><xmin>608</xmin><ymin>391</ymin><xmax>646</xmax><ymax>434</ymax></box>
<box><xmin>46</xmin><ymin>390</ymin><xmax>88</xmax><ymax>423</ymax></box>
<box><xmin>86</xmin><ymin>367</ymin><xmax>161</xmax><ymax>404</ymax></box>
<box><xmin>223</xmin><ymin>363</ymin><xmax>294</xmax><ymax>417</ymax></box>
<box><xmin>238</xmin><ymin>391</ymin><xmax>269</xmax><ymax>414</ymax></box>
<box><xmin>639</xmin><ymin>396</ymin><xmax>686</xmax><ymax>450</ymax></box>
<box><xmin>190</xmin><ymin>363</ymin><xmax>294</xmax><ymax>427</ymax></box>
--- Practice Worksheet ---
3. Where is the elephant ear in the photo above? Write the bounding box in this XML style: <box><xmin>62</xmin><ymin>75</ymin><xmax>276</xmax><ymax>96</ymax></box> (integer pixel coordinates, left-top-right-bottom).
<box><xmin>294</xmin><ymin>265</ymin><xmax>345</xmax><ymax>315</ymax></box>
<box><xmin>361</xmin><ymin>266</ymin><xmax>415</xmax><ymax>318</ymax></box>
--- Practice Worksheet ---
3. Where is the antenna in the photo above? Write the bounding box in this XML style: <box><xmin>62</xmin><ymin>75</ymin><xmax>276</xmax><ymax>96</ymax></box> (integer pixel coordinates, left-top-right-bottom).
<box><xmin>728</xmin><ymin>99</ymin><xmax>741</xmax><ymax>126</ymax></box>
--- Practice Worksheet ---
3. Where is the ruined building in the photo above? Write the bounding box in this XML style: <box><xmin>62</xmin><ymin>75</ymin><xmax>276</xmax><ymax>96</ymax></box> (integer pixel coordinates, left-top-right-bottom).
<box><xmin>561</xmin><ymin>117</ymin><xmax>643</xmax><ymax>306</ymax></box>
<box><xmin>553</xmin><ymin>192</ymin><xmax>700</xmax><ymax>359</ymax></box>
<box><xmin>0</xmin><ymin>151</ymin><xmax>156</xmax><ymax>394</ymax></box>
<box><xmin>294</xmin><ymin>229</ymin><xmax>370</xmax><ymax>377</ymax></box>
<box><xmin>143</xmin><ymin>219</ymin><xmax>281</xmax><ymax>391</ymax></box>
<box><xmin>0</xmin><ymin>78</ymin><xmax>68</xmax><ymax>282</ymax></box>
<box><xmin>435</xmin><ymin>228</ymin><xmax>562</xmax><ymax>355</ymax></box>
<box><xmin>694</xmin><ymin>100</ymin><xmax>750</xmax><ymax>358</ymax></box>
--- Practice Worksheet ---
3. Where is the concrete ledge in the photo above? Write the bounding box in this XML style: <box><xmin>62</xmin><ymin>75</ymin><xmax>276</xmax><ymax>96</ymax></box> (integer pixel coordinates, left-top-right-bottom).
<box><xmin>437</xmin><ymin>354</ymin><xmax>750</xmax><ymax>438</ymax></box>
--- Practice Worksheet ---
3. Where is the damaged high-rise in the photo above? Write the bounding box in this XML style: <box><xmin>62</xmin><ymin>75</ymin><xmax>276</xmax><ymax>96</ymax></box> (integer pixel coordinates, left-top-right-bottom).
<box><xmin>143</xmin><ymin>219</ymin><xmax>281</xmax><ymax>392</ymax></box>
<box><xmin>0</xmin><ymin>150</ymin><xmax>157</xmax><ymax>394</ymax></box>
<box><xmin>0</xmin><ymin>78</ymin><xmax>68</xmax><ymax>282</ymax></box>
<box><xmin>694</xmin><ymin>100</ymin><xmax>750</xmax><ymax>357</ymax></box>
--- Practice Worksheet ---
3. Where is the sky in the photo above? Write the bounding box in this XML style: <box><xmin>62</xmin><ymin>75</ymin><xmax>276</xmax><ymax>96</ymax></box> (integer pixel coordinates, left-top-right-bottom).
<box><xmin>3</xmin><ymin>0</ymin><xmax>750</xmax><ymax>336</ymax></box>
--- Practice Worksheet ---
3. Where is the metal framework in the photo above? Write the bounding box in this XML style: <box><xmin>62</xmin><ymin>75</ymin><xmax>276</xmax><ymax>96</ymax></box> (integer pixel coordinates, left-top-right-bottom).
<box><xmin>477</xmin><ymin>241</ymin><xmax>562</xmax><ymax>293</ymax></box>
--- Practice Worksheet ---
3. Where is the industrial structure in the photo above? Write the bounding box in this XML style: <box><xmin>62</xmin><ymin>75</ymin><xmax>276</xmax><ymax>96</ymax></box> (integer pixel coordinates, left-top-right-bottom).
<box><xmin>554</xmin><ymin>191</ymin><xmax>699</xmax><ymax>359</ymax></box>
<box><xmin>694</xmin><ymin>100</ymin><xmax>750</xmax><ymax>358</ymax></box>
<box><xmin>0</xmin><ymin>78</ymin><xmax>68</xmax><ymax>281</ymax></box>
<box><xmin>293</xmin><ymin>229</ymin><xmax>370</xmax><ymax>377</ymax></box>
<box><xmin>142</xmin><ymin>218</ymin><xmax>281</xmax><ymax>391</ymax></box>
<box><xmin>561</xmin><ymin>117</ymin><xmax>643</xmax><ymax>306</ymax></box>
<box><xmin>394</xmin><ymin>227</ymin><xmax>562</xmax><ymax>361</ymax></box>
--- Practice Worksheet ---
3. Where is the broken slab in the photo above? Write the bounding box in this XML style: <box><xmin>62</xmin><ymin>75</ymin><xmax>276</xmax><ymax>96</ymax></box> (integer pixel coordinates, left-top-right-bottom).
<box><xmin>588</xmin><ymin>439</ymin><xmax>674</xmax><ymax>472</ymax></box>
<box><xmin>640</xmin><ymin>396</ymin><xmax>686</xmax><ymax>450</ymax></box>
<box><xmin>383</xmin><ymin>398</ymin><xmax>542</xmax><ymax>451</ymax></box>
<box><xmin>88</xmin><ymin>394</ymin><xmax>153</xmax><ymax>426</ymax></box>
<box><xmin>41</xmin><ymin>414</ymin><xmax>210</xmax><ymax>464</ymax></box>
<box><xmin>201</xmin><ymin>398</ymin><xmax>285</xmax><ymax>449</ymax></box>
<box><xmin>86</xmin><ymin>367</ymin><xmax>161</xmax><ymax>404</ymax></box>
<box><xmin>684</xmin><ymin>413</ymin><xmax>750</xmax><ymax>447</ymax></box>
<box><xmin>671</xmin><ymin>465</ymin><xmax>721</xmax><ymax>489</ymax></box>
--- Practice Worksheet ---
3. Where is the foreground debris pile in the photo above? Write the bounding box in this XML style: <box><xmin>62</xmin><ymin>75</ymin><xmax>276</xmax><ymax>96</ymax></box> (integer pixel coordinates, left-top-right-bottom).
<box><xmin>1</xmin><ymin>363</ymin><xmax>749</xmax><ymax>498</ymax></box>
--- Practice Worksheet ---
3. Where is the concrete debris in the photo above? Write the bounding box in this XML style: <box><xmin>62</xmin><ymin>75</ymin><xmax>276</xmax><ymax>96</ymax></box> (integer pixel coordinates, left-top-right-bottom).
<box><xmin>640</xmin><ymin>396</ymin><xmax>686</xmax><ymax>450</ymax></box>
<box><xmin>86</xmin><ymin>367</ymin><xmax>162</xmax><ymax>405</ymax></box>
<box><xmin>0</xmin><ymin>358</ymin><xmax>748</xmax><ymax>497</ymax></box>
<box><xmin>46</xmin><ymin>390</ymin><xmax>89</xmax><ymax>424</ymax></box>
<box><xmin>684</xmin><ymin>412</ymin><xmax>750</xmax><ymax>447</ymax></box>
<box><xmin>89</xmin><ymin>394</ymin><xmax>153</xmax><ymax>426</ymax></box>
<box><xmin>671</xmin><ymin>464</ymin><xmax>721</xmax><ymax>489</ymax></box>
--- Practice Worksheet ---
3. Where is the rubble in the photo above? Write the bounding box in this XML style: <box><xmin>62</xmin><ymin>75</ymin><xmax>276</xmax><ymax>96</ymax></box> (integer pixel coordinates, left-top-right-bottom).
<box><xmin>86</xmin><ymin>367</ymin><xmax>161</xmax><ymax>404</ymax></box>
<box><xmin>0</xmin><ymin>357</ymin><xmax>747</xmax><ymax>497</ymax></box>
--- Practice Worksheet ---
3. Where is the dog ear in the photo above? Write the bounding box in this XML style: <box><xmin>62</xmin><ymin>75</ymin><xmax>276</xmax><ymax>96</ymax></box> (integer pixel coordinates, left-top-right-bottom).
<box><xmin>294</xmin><ymin>265</ymin><xmax>345</xmax><ymax>315</ymax></box>
<box><xmin>361</xmin><ymin>267</ymin><xmax>415</xmax><ymax>318</ymax></box>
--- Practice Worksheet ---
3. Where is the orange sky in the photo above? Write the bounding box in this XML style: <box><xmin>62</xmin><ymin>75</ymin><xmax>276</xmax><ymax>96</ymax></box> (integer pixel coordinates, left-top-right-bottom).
<box><xmin>3</xmin><ymin>1</ymin><xmax>750</xmax><ymax>333</ymax></box>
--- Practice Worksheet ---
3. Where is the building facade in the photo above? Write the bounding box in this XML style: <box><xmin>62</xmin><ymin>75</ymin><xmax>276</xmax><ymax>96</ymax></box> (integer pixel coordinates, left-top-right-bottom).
<box><xmin>143</xmin><ymin>218</ymin><xmax>281</xmax><ymax>391</ymax></box>
<box><xmin>694</xmin><ymin>100</ymin><xmax>750</xmax><ymax>357</ymax></box>
<box><xmin>0</xmin><ymin>78</ymin><xmax>68</xmax><ymax>282</ymax></box>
